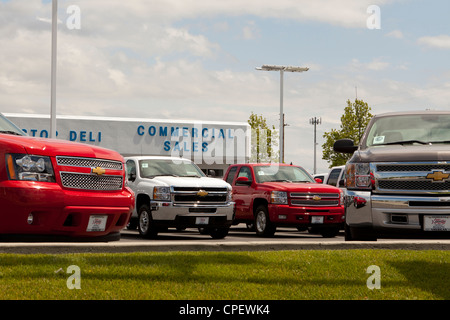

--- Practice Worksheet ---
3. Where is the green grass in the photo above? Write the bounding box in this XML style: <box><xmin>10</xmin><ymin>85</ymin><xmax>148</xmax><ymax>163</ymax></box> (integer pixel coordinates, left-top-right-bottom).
<box><xmin>0</xmin><ymin>249</ymin><xmax>448</xmax><ymax>300</ymax></box>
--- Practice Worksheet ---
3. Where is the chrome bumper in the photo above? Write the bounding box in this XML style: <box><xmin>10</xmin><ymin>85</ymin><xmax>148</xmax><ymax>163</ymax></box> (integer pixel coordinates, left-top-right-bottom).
<box><xmin>345</xmin><ymin>190</ymin><xmax>450</xmax><ymax>231</ymax></box>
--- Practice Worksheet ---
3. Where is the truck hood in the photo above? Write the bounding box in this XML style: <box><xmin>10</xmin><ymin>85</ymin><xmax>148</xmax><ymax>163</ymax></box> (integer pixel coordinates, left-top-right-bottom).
<box><xmin>354</xmin><ymin>144</ymin><xmax>450</xmax><ymax>163</ymax></box>
<box><xmin>149</xmin><ymin>176</ymin><xmax>231</xmax><ymax>189</ymax></box>
<box><xmin>1</xmin><ymin>134</ymin><xmax>124</xmax><ymax>161</ymax></box>
<box><xmin>259</xmin><ymin>181</ymin><xmax>341</xmax><ymax>193</ymax></box>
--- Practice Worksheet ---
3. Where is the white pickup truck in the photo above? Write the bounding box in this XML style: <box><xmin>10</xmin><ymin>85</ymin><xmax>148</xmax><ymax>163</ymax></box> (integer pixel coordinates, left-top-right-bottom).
<box><xmin>125</xmin><ymin>156</ymin><xmax>234</xmax><ymax>239</ymax></box>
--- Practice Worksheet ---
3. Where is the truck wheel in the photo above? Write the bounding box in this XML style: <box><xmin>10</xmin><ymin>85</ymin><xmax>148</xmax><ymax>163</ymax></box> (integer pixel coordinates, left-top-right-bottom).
<box><xmin>126</xmin><ymin>217</ymin><xmax>138</xmax><ymax>230</ymax></box>
<box><xmin>320</xmin><ymin>227</ymin><xmax>339</xmax><ymax>238</ymax></box>
<box><xmin>255</xmin><ymin>205</ymin><xmax>276</xmax><ymax>237</ymax></box>
<box><xmin>209</xmin><ymin>227</ymin><xmax>229</xmax><ymax>239</ymax></box>
<box><xmin>138</xmin><ymin>204</ymin><xmax>158</xmax><ymax>238</ymax></box>
<box><xmin>345</xmin><ymin>223</ymin><xmax>377</xmax><ymax>241</ymax></box>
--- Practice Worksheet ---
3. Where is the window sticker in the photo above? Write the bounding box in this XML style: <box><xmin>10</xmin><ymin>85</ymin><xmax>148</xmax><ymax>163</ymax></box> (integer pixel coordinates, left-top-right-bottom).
<box><xmin>373</xmin><ymin>136</ymin><xmax>385</xmax><ymax>144</ymax></box>
<box><xmin>142</xmin><ymin>163</ymin><xmax>149</xmax><ymax>168</ymax></box>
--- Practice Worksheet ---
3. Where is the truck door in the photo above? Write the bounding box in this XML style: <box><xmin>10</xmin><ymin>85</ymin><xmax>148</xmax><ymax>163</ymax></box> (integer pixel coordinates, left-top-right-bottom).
<box><xmin>232</xmin><ymin>166</ymin><xmax>255</xmax><ymax>220</ymax></box>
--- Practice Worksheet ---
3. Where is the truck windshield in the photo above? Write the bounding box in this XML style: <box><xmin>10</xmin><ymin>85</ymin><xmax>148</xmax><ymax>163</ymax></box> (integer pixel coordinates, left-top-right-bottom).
<box><xmin>139</xmin><ymin>159</ymin><xmax>206</xmax><ymax>178</ymax></box>
<box><xmin>253</xmin><ymin>165</ymin><xmax>314</xmax><ymax>183</ymax></box>
<box><xmin>366</xmin><ymin>114</ymin><xmax>450</xmax><ymax>147</ymax></box>
<box><xmin>0</xmin><ymin>114</ymin><xmax>26</xmax><ymax>136</ymax></box>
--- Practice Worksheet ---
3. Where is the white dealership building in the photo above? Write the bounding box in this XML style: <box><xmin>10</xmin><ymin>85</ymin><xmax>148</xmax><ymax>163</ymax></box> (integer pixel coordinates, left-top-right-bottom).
<box><xmin>5</xmin><ymin>113</ymin><xmax>251</xmax><ymax>177</ymax></box>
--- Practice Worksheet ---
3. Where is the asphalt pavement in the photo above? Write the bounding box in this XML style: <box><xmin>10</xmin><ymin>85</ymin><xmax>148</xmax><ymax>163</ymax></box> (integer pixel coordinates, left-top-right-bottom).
<box><xmin>1</xmin><ymin>225</ymin><xmax>450</xmax><ymax>254</ymax></box>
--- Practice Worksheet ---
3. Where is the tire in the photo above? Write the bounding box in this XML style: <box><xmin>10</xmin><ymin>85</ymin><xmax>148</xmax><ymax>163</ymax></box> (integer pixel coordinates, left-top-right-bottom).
<box><xmin>345</xmin><ymin>223</ymin><xmax>377</xmax><ymax>241</ymax></box>
<box><xmin>320</xmin><ymin>227</ymin><xmax>339</xmax><ymax>238</ymax></box>
<box><xmin>138</xmin><ymin>204</ymin><xmax>158</xmax><ymax>238</ymax></box>
<box><xmin>126</xmin><ymin>217</ymin><xmax>138</xmax><ymax>230</ymax></box>
<box><xmin>254</xmin><ymin>205</ymin><xmax>276</xmax><ymax>237</ymax></box>
<box><xmin>209</xmin><ymin>227</ymin><xmax>229</xmax><ymax>239</ymax></box>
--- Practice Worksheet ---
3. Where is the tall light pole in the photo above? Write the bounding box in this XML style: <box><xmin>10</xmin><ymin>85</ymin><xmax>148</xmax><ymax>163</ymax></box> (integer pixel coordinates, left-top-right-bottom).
<box><xmin>50</xmin><ymin>0</ymin><xmax>58</xmax><ymax>138</ymax></box>
<box><xmin>256</xmin><ymin>65</ymin><xmax>309</xmax><ymax>163</ymax></box>
<box><xmin>309</xmin><ymin>117</ymin><xmax>321</xmax><ymax>174</ymax></box>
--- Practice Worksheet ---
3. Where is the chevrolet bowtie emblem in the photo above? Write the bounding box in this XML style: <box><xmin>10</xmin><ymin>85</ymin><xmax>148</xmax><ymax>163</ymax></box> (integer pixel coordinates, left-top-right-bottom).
<box><xmin>426</xmin><ymin>170</ymin><xmax>450</xmax><ymax>182</ymax></box>
<box><xmin>197</xmin><ymin>190</ymin><xmax>208</xmax><ymax>197</ymax></box>
<box><xmin>312</xmin><ymin>195</ymin><xmax>321</xmax><ymax>201</ymax></box>
<box><xmin>92</xmin><ymin>167</ymin><xmax>106</xmax><ymax>175</ymax></box>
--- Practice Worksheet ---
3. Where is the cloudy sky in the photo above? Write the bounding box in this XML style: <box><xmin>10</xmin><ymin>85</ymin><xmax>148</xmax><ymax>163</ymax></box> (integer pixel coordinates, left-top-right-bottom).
<box><xmin>1</xmin><ymin>0</ymin><xmax>450</xmax><ymax>173</ymax></box>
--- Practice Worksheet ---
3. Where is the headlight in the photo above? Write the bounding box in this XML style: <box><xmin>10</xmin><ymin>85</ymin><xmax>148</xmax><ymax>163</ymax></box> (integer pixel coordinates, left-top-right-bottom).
<box><xmin>227</xmin><ymin>188</ymin><xmax>232</xmax><ymax>202</ymax></box>
<box><xmin>345</xmin><ymin>163</ymin><xmax>373</xmax><ymax>190</ymax></box>
<box><xmin>270</xmin><ymin>191</ymin><xmax>288</xmax><ymax>204</ymax></box>
<box><xmin>6</xmin><ymin>154</ymin><xmax>55</xmax><ymax>182</ymax></box>
<box><xmin>153</xmin><ymin>186</ymin><xmax>171</xmax><ymax>201</ymax></box>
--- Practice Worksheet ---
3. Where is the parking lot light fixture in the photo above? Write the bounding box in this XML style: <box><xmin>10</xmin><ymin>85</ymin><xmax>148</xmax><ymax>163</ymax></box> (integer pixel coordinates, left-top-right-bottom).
<box><xmin>256</xmin><ymin>65</ymin><xmax>309</xmax><ymax>163</ymax></box>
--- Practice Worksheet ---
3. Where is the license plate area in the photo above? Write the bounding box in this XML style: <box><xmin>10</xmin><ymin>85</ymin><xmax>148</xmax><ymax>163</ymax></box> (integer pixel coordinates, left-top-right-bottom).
<box><xmin>311</xmin><ymin>216</ymin><xmax>324</xmax><ymax>224</ymax></box>
<box><xmin>87</xmin><ymin>215</ymin><xmax>107</xmax><ymax>232</ymax></box>
<box><xmin>195</xmin><ymin>217</ymin><xmax>209</xmax><ymax>225</ymax></box>
<box><xmin>423</xmin><ymin>215</ymin><xmax>450</xmax><ymax>231</ymax></box>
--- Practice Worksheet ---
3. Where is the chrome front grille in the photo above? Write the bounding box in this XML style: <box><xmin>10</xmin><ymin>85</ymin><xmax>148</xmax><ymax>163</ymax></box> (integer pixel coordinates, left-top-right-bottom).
<box><xmin>374</xmin><ymin>162</ymin><xmax>450</xmax><ymax>194</ymax></box>
<box><xmin>56</xmin><ymin>156</ymin><xmax>124</xmax><ymax>191</ymax></box>
<box><xmin>60</xmin><ymin>172</ymin><xmax>123</xmax><ymax>190</ymax></box>
<box><xmin>290</xmin><ymin>192</ymin><xmax>340</xmax><ymax>207</ymax></box>
<box><xmin>172</xmin><ymin>187</ymin><xmax>229</xmax><ymax>206</ymax></box>
<box><xmin>56</xmin><ymin>156</ymin><xmax>123</xmax><ymax>170</ymax></box>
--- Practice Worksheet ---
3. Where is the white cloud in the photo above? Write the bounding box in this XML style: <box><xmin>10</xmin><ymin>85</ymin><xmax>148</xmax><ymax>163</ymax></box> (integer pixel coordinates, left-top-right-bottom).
<box><xmin>386</xmin><ymin>30</ymin><xmax>404</xmax><ymax>39</ymax></box>
<box><xmin>417</xmin><ymin>35</ymin><xmax>450</xmax><ymax>49</ymax></box>
<box><xmin>350</xmin><ymin>58</ymin><xmax>390</xmax><ymax>71</ymax></box>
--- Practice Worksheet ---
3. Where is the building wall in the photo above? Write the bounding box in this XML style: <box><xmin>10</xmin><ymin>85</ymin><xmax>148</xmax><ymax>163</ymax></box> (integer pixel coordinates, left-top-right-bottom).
<box><xmin>5</xmin><ymin>114</ymin><xmax>250</xmax><ymax>177</ymax></box>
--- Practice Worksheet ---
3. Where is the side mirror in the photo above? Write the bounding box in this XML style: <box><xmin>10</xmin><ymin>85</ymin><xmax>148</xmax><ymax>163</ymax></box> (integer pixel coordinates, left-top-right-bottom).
<box><xmin>236</xmin><ymin>176</ymin><xmax>252</xmax><ymax>185</ymax></box>
<box><xmin>128</xmin><ymin>168</ymin><xmax>136</xmax><ymax>182</ymax></box>
<box><xmin>333</xmin><ymin>139</ymin><xmax>358</xmax><ymax>154</ymax></box>
<box><xmin>315</xmin><ymin>178</ymin><xmax>323</xmax><ymax>183</ymax></box>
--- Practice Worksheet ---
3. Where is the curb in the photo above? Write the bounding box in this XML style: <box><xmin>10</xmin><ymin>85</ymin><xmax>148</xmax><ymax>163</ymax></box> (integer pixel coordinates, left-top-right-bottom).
<box><xmin>1</xmin><ymin>240</ymin><xmax>450</xmax><ymax>254</ymax></box>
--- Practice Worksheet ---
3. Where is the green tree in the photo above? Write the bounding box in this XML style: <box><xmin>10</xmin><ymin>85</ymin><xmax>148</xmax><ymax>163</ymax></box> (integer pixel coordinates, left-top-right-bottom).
<box><xmin>248</xmin><ymin>112</ymin><xmax>279</xmax><ymax>163</ymax></box>
<box><xmin>322</xmin><ymin>99</ymin><xmax>373</xmax><ymax>167</ymax></box>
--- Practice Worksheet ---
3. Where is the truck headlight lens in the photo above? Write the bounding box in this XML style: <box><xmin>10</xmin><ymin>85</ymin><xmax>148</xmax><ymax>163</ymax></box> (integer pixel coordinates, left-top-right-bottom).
<box><xmin>6</xmin><ymin>154</ymin><xmax>55</xmax><ymax>182</ymax></box>
<box><xmin>153</xmin><ymin>186</ymin><xmax>171</xmax><ymax>201</ymax></box>
<box><xmin>227</xmin><ymin>188</ymin><xmax>232</xmax><ymax>202</ymax></box>
<box><xmin>345</xmin><ymin>163</ymin><xmax>372</xmax><ymax>190</ymax></box>
<box><xmin>270</xmin><ymin>191</ymin><xmax>288</xmax><ymax>204</ymax></box>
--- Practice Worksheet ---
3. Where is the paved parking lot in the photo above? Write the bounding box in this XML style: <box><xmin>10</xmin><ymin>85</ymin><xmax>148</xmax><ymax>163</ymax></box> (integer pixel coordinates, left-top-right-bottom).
<box><xmin>1</xmin><ymin>224</ymin><xmax>450</xmax><ymax>254</ymax></box>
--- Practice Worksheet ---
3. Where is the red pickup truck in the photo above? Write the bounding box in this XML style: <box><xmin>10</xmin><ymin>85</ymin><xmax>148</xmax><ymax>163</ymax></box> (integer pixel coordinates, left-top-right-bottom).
<box><xmin>0</xmin><ymin>113</ymin><xmax>134</xmax><ymax>240</ymax></box>
<box><xmin>224</xmin><ymin>163</ymin><xmax>345</xmax><ymax>237</ymax></box>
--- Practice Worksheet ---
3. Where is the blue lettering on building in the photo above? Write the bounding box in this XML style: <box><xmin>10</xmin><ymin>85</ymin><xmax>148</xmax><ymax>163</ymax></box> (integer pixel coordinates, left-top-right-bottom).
<box><xmin>136</xmin><ymin>124</ymin><xmax>237</xmax><ymax>153</ymax></box>
<box><xmin>69</xmin><ymin>130</ymin><xmax>102</xmax><ymax>142</ymax></box>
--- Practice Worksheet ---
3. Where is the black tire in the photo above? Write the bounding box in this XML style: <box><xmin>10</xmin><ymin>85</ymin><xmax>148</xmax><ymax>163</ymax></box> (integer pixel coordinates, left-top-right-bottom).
<box><xmin>209</xmin><ymin>227</ymin><xmax>229</xmax><ymax>239</ymax></box>
<box><xmin>345</xmin><ymin>223</ymin><xmax>377</xmax><ymax>241</ymax></box>
<box><xmin>138</xmin><ymin>204</ymin><xmax>158</xmax><ymax>238</ymax></box>
<box><xmin>254</xmin><ymin>205</ymin><xmax>276</xmax><ymax>237</ymax></box>
<box><xmin>320</xmin><ymin>227</ymin><xmax>339</xmax><ymax>238</ymax></box>
<box><xmin>126</xmin><ymin>217</ymin><xmax>138</xmax><ymax>230</ymax></box>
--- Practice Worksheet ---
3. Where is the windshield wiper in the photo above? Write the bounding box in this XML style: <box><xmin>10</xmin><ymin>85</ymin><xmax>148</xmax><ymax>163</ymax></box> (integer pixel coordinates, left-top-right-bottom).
<box><xmin>146</xmin><ymin>174</ymin><xmax>179</xmax><ymax>178</ymax></box>
<box><xmin>380</xmin><ymin>140</ymin><xmax>428</xmax><ymax>146</ymax></box>
<box><xmin>0</xmin><ymin>130</ymin><xmax>22</xmax><ymax>136</ymax></box>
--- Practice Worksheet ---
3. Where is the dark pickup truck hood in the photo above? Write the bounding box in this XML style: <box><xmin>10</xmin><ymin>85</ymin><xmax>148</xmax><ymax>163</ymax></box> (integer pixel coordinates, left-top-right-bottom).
<box><xmin>353</xmin><ymin>144</ymin><xmax>450</xmax><ymax>163</ymax></box>
<box><xmin>0</xmin><ymin>134</ymin><xmax>124</xmax><ymax>162</ymax></box>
